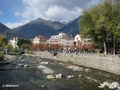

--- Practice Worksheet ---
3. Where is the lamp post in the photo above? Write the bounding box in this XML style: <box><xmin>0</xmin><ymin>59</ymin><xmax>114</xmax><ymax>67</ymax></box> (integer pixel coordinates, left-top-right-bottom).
<box><xmin>4</xmin><ymin>46</ymin><xmax>8</xmax><ymax>55</ymax></box>
<box><xmin>52</xmin><ymin>43</ymin><xmax>53</xmax><ymax>52</ymax></box>
<box><xmin>113</xmin><ymin>38</ymin><xmax>115</xmax><ymax>55</ymax></box>
<box><xmin>44</xmin><ymin>43</ymin><xmax>46</xmax><ymax>51</ymax></box>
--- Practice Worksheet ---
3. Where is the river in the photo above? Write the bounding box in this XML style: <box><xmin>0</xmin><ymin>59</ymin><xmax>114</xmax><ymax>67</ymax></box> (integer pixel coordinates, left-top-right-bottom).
<box><xmin>0</xmin><ymin>55</ymin><xmax>120</xmax><ymax>90</ymax></box>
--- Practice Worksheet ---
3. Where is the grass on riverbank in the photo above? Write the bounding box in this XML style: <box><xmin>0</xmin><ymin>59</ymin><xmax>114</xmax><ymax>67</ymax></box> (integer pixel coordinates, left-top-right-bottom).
<box><xmin>66</xmin><ymin>60</ymin><xmax>73</xmax><ymax>65</ymax></box>
<box><xmin>0</xmin><ymin>51</ymin><xmax>4</xmax><ymax>61</ymax></box>
<box><xmin>0</xmin><ymin>51</ymin><xmax>4</xmax><ymax>57</ymax></box>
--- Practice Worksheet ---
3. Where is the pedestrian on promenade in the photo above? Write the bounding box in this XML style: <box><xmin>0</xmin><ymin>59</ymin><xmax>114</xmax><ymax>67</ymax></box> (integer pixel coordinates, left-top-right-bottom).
<box><xmin>118</xmin><ymin>52</ymin><xmax>120</xmax><ymax>58</ymax></box>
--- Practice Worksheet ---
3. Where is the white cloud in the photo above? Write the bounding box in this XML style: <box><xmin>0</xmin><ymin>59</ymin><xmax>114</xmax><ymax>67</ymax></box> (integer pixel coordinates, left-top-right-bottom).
<box><xmin>5</xmin><ymin>20</ymin><xmax>30</xmax><ymax>29</ymax></box>
<box><xmin>22</xmin><ymin>6</ymin><xmax>33</xmax><ymax>19</ymax></box>
<box><xmin>20</xmin><ymin>0</ymin><xmax>103</xmax><ymax>22</ymax></box>
<box><xmin>45</xmin><ymin>6</ymin><xmax>82</xmax><ymax>22</ymax></box>
<box><xmin>45</xmin><ymin>6</ymin><xmax>68</xmax><ymax>21</ymax></box>
<box><xmin>6</xmin><ymin>0</ymin><xmax>102</xmax><ymax>28</ymax></box>
<box><xmin>15</xmin><ymin>12</ymin><xmax>21</xmax><ymax>16</ymax></box>
<box><xmin>87</xmin><ymin>0</ymin><xmax>103</xmax><ymax>8</ymax></box>
<box><xmin>0</xmin><ymin>10</ymin><xmax>4</xmax><ymax>15</ymax></box>
<box><xmin>21</xmin><ymin>0</ymin><xmax>89</xmax><ymax>22</ymax></box>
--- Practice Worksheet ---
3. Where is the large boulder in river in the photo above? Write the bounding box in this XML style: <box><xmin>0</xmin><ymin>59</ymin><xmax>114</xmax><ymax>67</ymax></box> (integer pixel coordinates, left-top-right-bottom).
<box><xmin>24</xmin><ymin>64</ymin><xmax>29</xmax><ymax>67</ymax></box>
<box><xmin>47</xmin><ymin>75</ymin><xmax>55</xmax><ymax>79</ymax></box>
<box><xmin>55</xmin><ymin>73</ymin><xmax>62</xmax><ymax>79</ymax></box>
<box><xmin>67</xmin><ymin>75</ymin><xmax>74</xmax><ymax>79</ymax></box>
<box><xmin>17</xmin><ymin>64</ymin><xmax>24</xmax><ymax>67</ymax></box>
<box><xmin>109</xmin><ymin>82</ymin><xmax>119</xmax><ymax>89</ymax></box>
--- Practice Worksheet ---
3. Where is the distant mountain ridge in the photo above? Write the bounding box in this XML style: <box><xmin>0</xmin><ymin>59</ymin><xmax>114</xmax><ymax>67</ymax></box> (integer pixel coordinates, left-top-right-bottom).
<box><xmin>57</xmin><ymin>16</ymin><xmax>80</xmax><ymax>37</ymax></box>
<box><xmin>13</xmin><ymin>18</ymin><xmax>65</xmax><ymax>38</ymax></box>
<box><xmin>0</xmin><ymin>23</ymin><xmax>9</xmax><ymax>31</ymax></box>
<box><xmin>0</xmin><ymin>23</ymin><xmax>18</xmax><ymax>39</ymax></box>
<box><xmin>0</xmin><ymin>16</ymin><xmax>81</xmax><ymax>39</ymax></box>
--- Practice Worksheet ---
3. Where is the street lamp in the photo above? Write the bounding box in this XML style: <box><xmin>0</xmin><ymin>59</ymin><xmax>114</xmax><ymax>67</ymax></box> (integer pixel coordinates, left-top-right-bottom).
<box><xmin>44</xmin><ymin>43</ymin><xmax>46</xmax><ymax>51</ymax></box>
<box><xmin>4</xmin><ymin>45</ymin><xmax>8</xmax><ymax>55</ymax></box>
<box><xmin>52</xmin><ymin>43</ymin><xmax>53</xmax><ymax>52</ymax></box>
<box><xmin>113</xmin><ymin>38</ymin><xmax>115</xmax><ymax>55</ymax></box>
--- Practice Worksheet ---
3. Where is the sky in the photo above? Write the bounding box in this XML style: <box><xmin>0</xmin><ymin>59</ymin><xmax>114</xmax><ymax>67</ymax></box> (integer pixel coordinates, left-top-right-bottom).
<box><xmin>0</xmin><ymin>0</ymin><xmax>103</xmax><ymax>29</ymax></box>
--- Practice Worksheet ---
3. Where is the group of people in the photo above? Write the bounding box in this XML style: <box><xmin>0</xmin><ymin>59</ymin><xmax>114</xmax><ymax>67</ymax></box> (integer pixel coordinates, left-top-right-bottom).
<box><xmin>61</xmin><ymin>48</ymin><xmax>87</xmax><ymax>54</ymax></box>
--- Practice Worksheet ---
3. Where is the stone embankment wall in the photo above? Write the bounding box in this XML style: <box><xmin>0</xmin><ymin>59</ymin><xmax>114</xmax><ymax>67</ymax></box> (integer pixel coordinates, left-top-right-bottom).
<box><xmin>34</xmin><ymin>51</ymin><xmax>120</xmax><ymax>75</ymax></box>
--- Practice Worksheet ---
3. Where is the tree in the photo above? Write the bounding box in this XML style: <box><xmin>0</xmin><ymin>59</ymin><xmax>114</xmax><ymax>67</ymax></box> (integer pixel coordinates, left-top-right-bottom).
<box><xmin>0</xmin><ymin>35</ymin><xmax>6</xmax><ymax>49</ymax></box>
<box><xmin>78</xmin><ymin>0</ymin><xmax>120</xmax><ymax>54</ymax></box>
<box><xmin>7</xmin><ymin>44</ymin><xmax>13</xmax><ymax>50</ymax></box>
<box><xmin>17</xmin><ymin>39</ymin><xmax>31</xmax><ymax>50</ymax></box>
<box><xmin>112</xmin><ymin>0</ymin><xmax>120</xmax><ymax>51</ymax></box>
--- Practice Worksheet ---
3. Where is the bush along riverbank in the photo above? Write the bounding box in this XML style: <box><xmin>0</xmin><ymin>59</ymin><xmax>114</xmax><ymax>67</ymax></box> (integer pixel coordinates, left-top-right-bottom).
<box><xmin>0</xmin><ymin>51</ymin><xmax>4</xmax><ymax>61</ymax></box>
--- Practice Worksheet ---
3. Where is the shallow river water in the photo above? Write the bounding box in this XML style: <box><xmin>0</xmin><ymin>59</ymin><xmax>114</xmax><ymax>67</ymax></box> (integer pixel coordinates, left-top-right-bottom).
<box><xmin>0</xmin><ymin>55</ymin><xmax>120</xmax><ymax>90</ymax></box>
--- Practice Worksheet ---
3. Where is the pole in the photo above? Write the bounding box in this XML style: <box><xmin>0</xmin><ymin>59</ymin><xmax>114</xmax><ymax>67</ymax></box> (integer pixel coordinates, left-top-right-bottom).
<box><xmin>52</xmin><ymin>44</ymin><xmax>53</xmax><ymax>52</ymax></box>
<box><xmin>44</xmin><ymin>43</ymin><xmax>46</xmax><ymax>51</ymax></box>
<box><xmin>113</xmin><ymin>38</ymin><xmax>115</xmax><ymax>55</ymax></box>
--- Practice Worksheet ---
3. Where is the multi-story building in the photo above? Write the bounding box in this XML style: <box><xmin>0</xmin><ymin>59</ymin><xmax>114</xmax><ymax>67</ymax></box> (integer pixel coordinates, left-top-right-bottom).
<box><xmin>74</xmin><ymin>34</ymin><xmax>81</xmax><ymax>46</ymax></box>
<box><xmin>74</xmin><ymin>34</ymin><xmax>93</xmax><ymax>49</ymax></box>
<box><xmin>46</xmin><ymin>32</ymin><xmax>74</xmax><ymax>46</ymax></box>
<box><xmin>32</xmin><ymin>35</ymin><xmax>47</xmax><ymax>45</ymax></box>
<box><xmin>9</xmin><ymin>37</ymin><xmax>19</xmax><ymax>48</ymax></box>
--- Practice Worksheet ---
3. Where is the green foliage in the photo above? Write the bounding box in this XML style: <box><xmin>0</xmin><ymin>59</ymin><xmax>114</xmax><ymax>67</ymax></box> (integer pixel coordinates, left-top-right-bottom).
<box><xmin>0</xmin><ymin>51</ymin><xmax>4</xmax><ymax>57</ymax></box>
<box><xmin>2</xmin><ymin>41</ymin><xmax>6</xmax><ymax>48</ymax></box>
<box><xmin>12</xmin><ymin>47</ymin><xmax>19</xmax><ymax>53</ymax></box>
<box><xmin>0</xmin><ymin>35</ymin><xmax>6</xmax><ymax>48</ymax></box>
<box><xmin>78</xmin><ymin>0</ymin><xmax>120</xmax><ymax>53</ymax></box>
<box><xmin>17</xmin><ymin>39</ymin><xmax>31</xmax><ymax>49</ymax></box>
<box><xmin>25</xmin><ymin>50</ymin><xmax>33</xmax><ymax>54</ymax></box>
<box><xmin>21</xmin><ymin>44</ymin><xmax>29</xmax><ymax>49</ymax></box>
<box><xmin>0</xmin><ymin>51</ymin><xmax>4</xmax><ymax>61</ymax></box>
<box><xmin>66</xmin><ymin>60</ymin><xmax>73</xmax><ymax>65</ymax></box>
<box><xmin>7</xmin><ymin>44</ymin><xmax>13</xmax><ymax>50</ymax></box>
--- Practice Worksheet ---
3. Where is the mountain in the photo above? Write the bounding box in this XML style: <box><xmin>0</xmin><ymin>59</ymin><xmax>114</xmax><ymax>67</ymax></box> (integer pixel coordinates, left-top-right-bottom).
<box><xmin>0</xmin><ymin>23</ymin><xmax>9</xmax><ymax>31</ymax></box>
<box><xmin>13</xmin><ymin>16</ymin><xmax>80</xmax><ymax>39</ymax></box>
<box><xmin>47</xmin><ymin>20</ymin><xmax>65</xmax><ymax>30</ymax></box>
<box><xmin>13</xmin><ymin>18</ymin><xmax>65</xmax><ymax>39</ymax></box>
<box><xmin>57</xmin><ymin>16</ymin><xmax>80</xmax><ymax>37</ymax></box>
<box><xmin>0</xmin><ymin>23</ymin><xmax>18</xmax><ymax>39</ymax></box>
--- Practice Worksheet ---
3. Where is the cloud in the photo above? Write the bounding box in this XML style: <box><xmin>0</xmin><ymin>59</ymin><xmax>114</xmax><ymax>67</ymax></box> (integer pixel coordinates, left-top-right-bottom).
<box><xmin>6</xmin><ymin>0</ymin><xmax>103</xmax><ymax>28</ymax></box>
<box><xmin>86</xmin><ymin>0</ymin><xmax>103</xmax><ymax>8</ymax></box>
<box><xmin>21</xmin><ymin>0</ymin><xmax>102</xmax><ymax>22</ymax></box>
<box><xmin>45</xmin><ymin>6</ymin><xmax>82</xmax><ymax>22</ymax></box>
<box><xmin>14</xmin><ymin>12</ymin><xmax>21</xmax><ymax>16</ymax></box>
<box><xmin>0</xmin><ymin>10</ymin><xmax>4</xmax><ymax>15</ymax></box>
<box><xmin>5</xmin><ymin>20</ymin><xmax>30</xmax><ymax>29</ymax></box>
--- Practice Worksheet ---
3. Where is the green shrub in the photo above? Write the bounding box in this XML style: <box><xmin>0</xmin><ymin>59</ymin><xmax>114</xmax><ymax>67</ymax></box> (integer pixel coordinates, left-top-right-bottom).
<box><xmin>66</xmin><ymin>60</ymin><xmax>73</xmax><ymax>65</ymax></box>
<box><xmin>0</xmin><ymin>51</ymin><xmax>4</xmax><ymax>61</ymax></box>
<box><xmin>25</xmin><ymin>50</ymin><xmax>33</xmax><ymax>54</ymax></box>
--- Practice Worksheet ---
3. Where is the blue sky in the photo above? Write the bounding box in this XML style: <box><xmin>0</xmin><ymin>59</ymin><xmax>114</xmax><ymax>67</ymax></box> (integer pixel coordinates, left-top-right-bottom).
<box><xmin>0</xmin><ymin>0</ymin><xmax>23</xmax><ymax>22</ymax></box>
<box><xmin>0</xmin><ymin>0</ymin><xmax>103</xmax><ymax>29</ymax></box>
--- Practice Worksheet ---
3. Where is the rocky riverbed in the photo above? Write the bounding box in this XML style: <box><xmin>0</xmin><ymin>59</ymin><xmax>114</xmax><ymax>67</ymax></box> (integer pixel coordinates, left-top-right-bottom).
<box><xmin>0</xmin><ymin>54</ymin><xmax>120</xmax><ymax>90</ymax></box>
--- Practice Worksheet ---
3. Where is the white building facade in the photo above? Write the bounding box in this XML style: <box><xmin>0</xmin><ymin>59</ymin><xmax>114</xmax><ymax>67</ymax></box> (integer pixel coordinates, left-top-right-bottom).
<box><xmin>74</xmin><ymin>34</ymin><xmax>93</xmax><ymax>49</ymax></box>
<box><xmin>9</xmin><ymin>37</ymin><xmax>18</xmax><ymax>48</ymax></box>
<box><xmin>74</xmin><ymin>34</ymin><xmax>81</xmax><ymax>46</ymax></box>
<box><xmin>32</xmin><ymin>35</ymin><xmax>47</xmax><ymax>45</ymax></box>
<box><xmin>46</xmin><ymin>32</ymin><xmax>74</xmax><ymax>46</ymax></box>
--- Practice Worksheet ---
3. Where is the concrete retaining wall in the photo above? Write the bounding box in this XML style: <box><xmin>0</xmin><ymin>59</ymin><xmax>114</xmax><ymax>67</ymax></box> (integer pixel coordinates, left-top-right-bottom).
<box><xmin>34</xmin><ymin>51</ymin><xmax>120</xmax><ymax>75</ymax></box>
